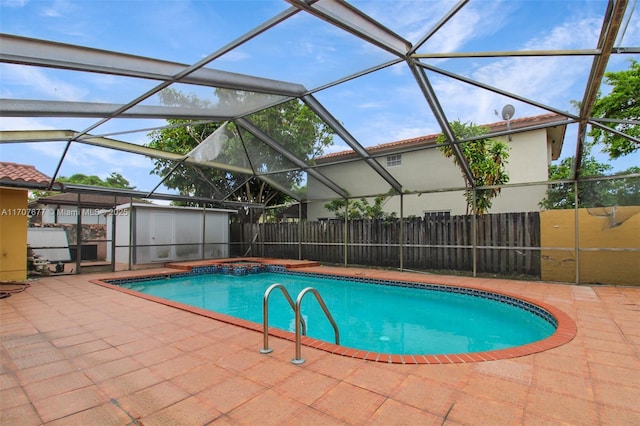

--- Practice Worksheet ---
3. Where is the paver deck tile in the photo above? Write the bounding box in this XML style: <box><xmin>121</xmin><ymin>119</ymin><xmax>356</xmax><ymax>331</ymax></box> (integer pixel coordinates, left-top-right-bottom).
<box><xmin>0</xmin><ymin>266</ymin><xmax>638</xmax><ymax>425</ymax></box>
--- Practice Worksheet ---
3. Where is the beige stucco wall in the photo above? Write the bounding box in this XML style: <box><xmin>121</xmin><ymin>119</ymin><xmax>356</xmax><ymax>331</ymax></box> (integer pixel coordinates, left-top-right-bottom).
<box><xmin>541</xmin><ymin>207</ymin><xmax>640</xmax><ymax>286</ymax></box>
<box><xmin>307</xmin><ymin>128</ymin><xmax>552</xmax><ymax>220</ymax></box>
<box><xmin>504</xmin><ymin>129</ymin><xmax>550</xmax><ymax>183</ymax></box>
<box><xmin>0</xmin><ymin>188</ymin><xmax>28</xmax><ymax>281</ymax></box>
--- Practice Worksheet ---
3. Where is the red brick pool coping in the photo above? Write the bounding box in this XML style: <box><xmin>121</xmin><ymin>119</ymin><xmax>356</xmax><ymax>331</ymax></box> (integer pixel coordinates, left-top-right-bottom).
<box><xmin>91</xmin><ymin>259</ymin><xmax>577</xmax><ymax>365</ymax></box>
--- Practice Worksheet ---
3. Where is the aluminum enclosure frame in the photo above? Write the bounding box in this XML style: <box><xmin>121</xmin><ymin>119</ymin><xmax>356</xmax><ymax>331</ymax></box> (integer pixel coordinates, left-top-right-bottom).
<box><xmin>0</xmin><ymin>1</ymin><xmax>638</xmax><ymax>280</ymax></box>
<box><xmin>1</xmin><ymin>0</ymin><xmax>637</xmax><ymax>205</ymax></box>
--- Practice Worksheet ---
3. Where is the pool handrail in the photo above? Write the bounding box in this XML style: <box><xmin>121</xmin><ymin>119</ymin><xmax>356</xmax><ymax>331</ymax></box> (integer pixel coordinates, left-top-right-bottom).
<box><xmin>260</xmin><ymin>283</ymin><xmax>306</xmax><ymax>354</ymax></box>
<box><xmin>292</xmin><ymin>287</ymin><xmax>340</xmax><ymax>365</ymax></box>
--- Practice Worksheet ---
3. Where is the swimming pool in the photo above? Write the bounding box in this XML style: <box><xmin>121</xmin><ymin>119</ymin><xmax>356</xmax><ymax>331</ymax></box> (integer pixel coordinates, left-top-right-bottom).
<box><xmin>110</xmin><ymin>269</ymin><xmax>558</xmax><ymax>356</ymax></box>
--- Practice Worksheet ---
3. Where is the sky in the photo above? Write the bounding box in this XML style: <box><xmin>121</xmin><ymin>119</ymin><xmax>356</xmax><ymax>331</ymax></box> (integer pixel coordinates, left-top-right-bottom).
<box><xmin>0</xmin><ymin>0</ymin><xmax>638</xmax><ymax>196</ymax></box>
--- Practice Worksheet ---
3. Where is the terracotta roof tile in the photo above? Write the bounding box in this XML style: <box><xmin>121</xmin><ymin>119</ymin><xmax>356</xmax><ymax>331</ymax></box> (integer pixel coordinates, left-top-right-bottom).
<box><xmin>318</xmin><ymin>113</ymin><xmax>565</xmax><ymax>161</ymax></box>
<box><xmin>0</xmin><ymin>162</ymin><xmax>51</xmax><ymax>185</ymax></box>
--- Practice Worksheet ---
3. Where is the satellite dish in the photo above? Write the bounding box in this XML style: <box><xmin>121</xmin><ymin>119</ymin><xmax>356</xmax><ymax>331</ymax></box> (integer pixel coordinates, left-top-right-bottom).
<box><xmin>501</xmin><ymin>104</ymin><xmax>515</xmax><ymax>121</ymax></box>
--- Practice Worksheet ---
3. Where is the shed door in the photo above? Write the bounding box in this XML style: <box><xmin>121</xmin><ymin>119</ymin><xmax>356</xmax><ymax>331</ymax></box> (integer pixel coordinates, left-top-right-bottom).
<box><xmin>151</xmin><ymin>212</ymin><xmax>175</xmax><ymax>261</ymax></box>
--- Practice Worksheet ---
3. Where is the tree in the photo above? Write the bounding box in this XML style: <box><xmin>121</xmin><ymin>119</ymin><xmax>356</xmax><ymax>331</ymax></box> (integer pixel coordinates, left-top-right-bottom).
<box><xmin>590</xmin><ymin>59</ymin><xmax>639</xmax><ymax>158</ymax></box>
<box><xmin>30</xmin><ymin>172</ymin><xmax>134</xmax><ymax>200</ymax></box>
<box><xmin>147</xmin><ymin>88</ymin><xmax>334</xmax><ymax>223</ymax></box>
<box><xmin>541</xmin><ymin>60</ymin><xmax>640</xmax><ymax>209</ymax></box>
<box><xmin>610</xmin><ymin>167</ymin><xmax>640</xmax><ymax>206</ymax></box>
<box><xmin>58</xmin><ymin>172</ymin><xmax>135</xmax><ymax>189</ymax></box>
<box><xmin>324</xmin><ymin>194</ymin><xmax>397</xmax><ymax>220</ymax></box>
<box><xmin>539</xmin><ymin>153</ymin><xmax>612</xmax><ymax>209</ymax></box>
<box><xmin>539</xmin><ymin>150</ymin><xmax>640</xmax><ymax>209</ymax></box>
<box><xmin>103</xmin><ymin>173</ymin><xmax>135</xmax><ymax>189</ymax></box>
<box><xmin>436</xmin><ymin>121</ymin><xmax>510</xmax><ymax>215</ymax></box>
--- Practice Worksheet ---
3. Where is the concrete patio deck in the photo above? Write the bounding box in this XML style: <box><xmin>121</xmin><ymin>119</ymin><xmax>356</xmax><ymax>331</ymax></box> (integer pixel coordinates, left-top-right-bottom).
<box><xmin>1</xmin><ymin>266</ymin><xmax>638</xmax><ymax>425</ymax></box>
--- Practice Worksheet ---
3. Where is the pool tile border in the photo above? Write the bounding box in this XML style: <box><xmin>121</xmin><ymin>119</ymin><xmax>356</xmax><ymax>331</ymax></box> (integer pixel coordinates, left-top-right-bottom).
<box><xmin>92</xmin><ymin>262</ymin><xmax>577</xmax><ymax>365</ymax></box>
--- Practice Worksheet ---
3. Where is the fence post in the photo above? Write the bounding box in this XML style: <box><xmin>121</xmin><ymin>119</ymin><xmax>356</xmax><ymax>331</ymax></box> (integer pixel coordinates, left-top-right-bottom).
<box><xmin>260</xmin><ymin>209</ymin><xmax>540</xmax><ymax>276</ymax></box>
<box><xmin>260</xmin><ymin>206</ymin><xmax>266</xmax><ymax>257</ymax></box>
<box><xmin>75</xmin><ymin>193</ymin><xmax>82</xmax><ymax>273</ymax></box>
<box><xmin>128</xmin><ymin>201</ymin><xmax>134</xmax><ymax>270</ymax></box>
<box><xmin>297</xmin><ymin>203</ymin><xmax>302</xmax><ymax>260</ymax></box>
<box><xmin>399</xmin><ymin>193</ymin><xmax>404</xmax><ymax>271</ymax></box>
<box><xmin>574</xmin><ymin>181</ymin><xmax>580</xmax><ymax>284</ymax></box>
<box><xmin>110</xmin><ymin>196</ymin><xmax>116</xmax><ymax>272</ymax></box>
<box><xmin>201</xmin><ymin>206</ymin><xmax>206</xmax><ymax>260</ymax></box>
<box><xmin>343</xmin><ymin>198</ymin><xmax>348</xmax><ymax>267</ymax></box>
<box><xmin>472</xmin><ymin>189</ymin><xmax>477</xmax><ymax>277</ymax></box>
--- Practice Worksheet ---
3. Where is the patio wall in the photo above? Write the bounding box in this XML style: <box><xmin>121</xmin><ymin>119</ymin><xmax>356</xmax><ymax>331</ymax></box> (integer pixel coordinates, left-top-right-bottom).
<box><xmin>541</xmin><ymin>206</ymin><xmax>640</xmax><ymax>286</ymax></box>
<box><xmin>0</xmin><ymin>188</ymin><xmax>28</xmax><ymax>281</ymax></box>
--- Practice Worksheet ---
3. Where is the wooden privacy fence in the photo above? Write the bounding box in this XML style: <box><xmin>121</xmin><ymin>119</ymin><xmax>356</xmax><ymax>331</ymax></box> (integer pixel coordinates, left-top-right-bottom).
<box><xmin>231</xmin><ymin>212</ymin><xmax>541</xmax><ymax>276</ymax></box>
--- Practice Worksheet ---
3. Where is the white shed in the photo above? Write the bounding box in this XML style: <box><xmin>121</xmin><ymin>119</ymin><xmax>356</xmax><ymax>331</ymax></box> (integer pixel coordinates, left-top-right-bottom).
<box><xmin>106</xmin><ymin>203</ymin><xmax>235</xmax><ymax>265</ymax></box>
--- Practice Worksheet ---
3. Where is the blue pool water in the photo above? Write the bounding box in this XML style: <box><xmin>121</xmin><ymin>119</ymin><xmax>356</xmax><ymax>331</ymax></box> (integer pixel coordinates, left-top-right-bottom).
<box><xmin>119</xmin><ymin>272</ymin><xmax>556</xmax><ymax>355</ymax></box>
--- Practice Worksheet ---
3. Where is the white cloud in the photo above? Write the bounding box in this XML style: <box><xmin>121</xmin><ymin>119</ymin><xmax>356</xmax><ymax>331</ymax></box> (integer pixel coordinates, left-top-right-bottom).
<box><xmin>387</xmin><ymin>125</ymin><xmax>439</xmax><ymax>143</ymax></box>
<box><xmin>41</xmin><ymin>6</ymin><xmax>61</xmax><ymax>17</ymax></box>
<box><xmin>0</xmin><ymin>64</ymin><xmax>88</xmax><ymax>101</ymax></box>
<box><xmin>358</xmin><ymin>0</ymin><xmax>510</xmax><ymax>52</ymax></box>
<box><xmin>0</xmin><ymin>117</ymin><xmax>50</xmax><ymax>131</ymax></box>
<box><xmin>62</xmin><ymin>144</ymin><xmax>150</xmax><ymax>170</ymax></box>
<box><xmin>323</xmin><ymin>143</ymin><xmax>350</xmax><ymax>155</ymax></box>
<box><xmin>430</xmin><ymin>15</ymin><xmax>604</xmax><ymax>123</ymax></box>
<box><xmin>617</xmin><ymin>3</ymin><xmax>640</xmax><ymax>46</ymax></box>
<box><xmin>25</xmin><ymin>140</ymin><xmax>68</xmax><ymax>158</ymax></box>
<box><xmin>358</xmin><ymin>101</ymin><xmax>385</xmax><ymax>109</ymax></box>
<box><xmin>418</xmin><ymin>7</ymin><xmax>483</xmax><ymax>53</ymax></box>
<box><xmin>357</xmin><ymin>0</ymin><xmax>459</xmax><ymax>44</ymax></box>
<box><xmin>215</xmin><ymin>49</ymin><xmax>250</xmax><ymax>63</ymax></box>
<box><xmin>40</xmin><ymin>0</ymin><xmax>74</xmax><ymax>18</ymax></box>
<box><xmin>523</xmin><ymin>17</ymin><xmax>601</xmax><ymax>50</ymax></box>
<box><xmin>1</xmin><ymin>0</ymin><xmax>28</xmax><ymax>7</ymax></box>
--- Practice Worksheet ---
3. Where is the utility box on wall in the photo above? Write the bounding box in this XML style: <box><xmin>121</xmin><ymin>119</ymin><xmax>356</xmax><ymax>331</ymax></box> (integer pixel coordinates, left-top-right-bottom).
<box><xmin>106</xmin><ymin>203</ymin><xmax>235</xmax><ymax>265</ymax></box>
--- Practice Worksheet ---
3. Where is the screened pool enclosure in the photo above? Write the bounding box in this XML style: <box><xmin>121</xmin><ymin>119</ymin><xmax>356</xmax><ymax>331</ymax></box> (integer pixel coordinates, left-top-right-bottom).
<box><xmin>1</xmin><ymin>0</ymin><xmax>638</xmax><ymax>284</ymax></box>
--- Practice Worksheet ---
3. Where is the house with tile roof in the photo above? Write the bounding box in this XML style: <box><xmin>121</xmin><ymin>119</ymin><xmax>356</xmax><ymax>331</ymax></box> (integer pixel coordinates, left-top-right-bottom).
<box><xmin>0</xmin><ymin>162</ymin><xmax>53</xmax><ymax>280</ymax></box>
<box><xmin>306</xmin><ymin>114</ymin><xmax>567</xmax><ymax>220</ymax></box>
<box><xmin>0</xmin><ymin>161</ymin><xmax>53</xmax><ymax>190</ymax></box>
<box><xmin>29</xmin><ymin>193</ymin><xmax>137</xmax><ymax>226</ymax></box>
